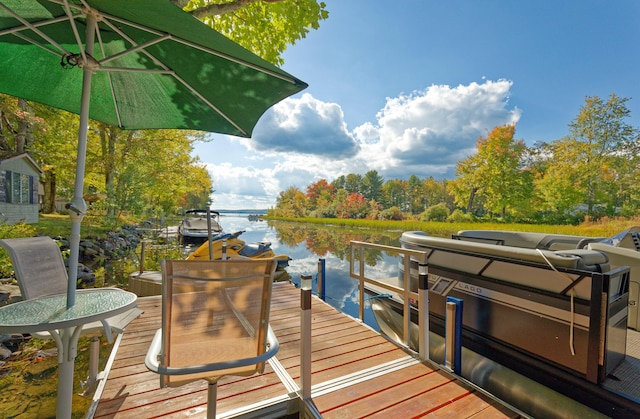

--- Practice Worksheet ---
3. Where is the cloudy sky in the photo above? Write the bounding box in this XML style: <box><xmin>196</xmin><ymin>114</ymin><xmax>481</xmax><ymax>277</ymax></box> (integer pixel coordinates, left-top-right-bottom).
<box><xmin>192</xmin><ymin>0</ymin><xmax>640</xmax><ymax>210</ymax></box>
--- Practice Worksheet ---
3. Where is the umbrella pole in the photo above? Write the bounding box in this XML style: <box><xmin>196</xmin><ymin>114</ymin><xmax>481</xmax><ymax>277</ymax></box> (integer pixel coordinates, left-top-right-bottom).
<box><xmin>67</xmin><ymin>13</ymin><xmax>96</xmax><ymax>309</ymax></box>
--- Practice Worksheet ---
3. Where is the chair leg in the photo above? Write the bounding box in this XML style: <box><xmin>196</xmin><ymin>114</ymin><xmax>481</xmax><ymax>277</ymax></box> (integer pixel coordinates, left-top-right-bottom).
<box><xmin>207</xmin><ymin>380</ymin><xmax>218</xmax><ymax>419</ymax></box>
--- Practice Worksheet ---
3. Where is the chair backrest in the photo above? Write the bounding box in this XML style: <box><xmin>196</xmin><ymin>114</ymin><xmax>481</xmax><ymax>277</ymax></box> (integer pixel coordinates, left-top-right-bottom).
<box><xmin>160</xmin><ymin>258</ymin><xmax>277</xmax><ymax>387</ymax></box>
<box><xmin>0</xmin><ymin>237</ymin><xmax>67</xmax><ymax>300</ymax></box>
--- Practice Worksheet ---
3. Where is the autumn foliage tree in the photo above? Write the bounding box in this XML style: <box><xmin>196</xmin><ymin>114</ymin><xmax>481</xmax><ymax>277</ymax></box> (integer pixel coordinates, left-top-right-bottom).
<box><xmin>449</xmin><ymin>124</ymin><xmax>532</xmax><ymax>219</ymax></box>
<box><xmin>306</xmin><ymin>179</ymin><xmax>336</xmax><ymax>215</ymax></box>
<box><xmin>336</xmin><ymin>192</ymin><xmax>368</xmax><ymax>219</ymax></box>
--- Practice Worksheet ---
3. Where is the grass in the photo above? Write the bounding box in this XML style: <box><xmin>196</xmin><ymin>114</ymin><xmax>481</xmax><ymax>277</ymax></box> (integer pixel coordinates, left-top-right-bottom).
<box><xmin>265</xmin><ymin>215</ymin><xmax>640</xmax><ymax>238</ymax></box>
<box><xmin>33</xmin><ymin>213</ymin><xmax>117</xmax><ymax>237</ymax></box>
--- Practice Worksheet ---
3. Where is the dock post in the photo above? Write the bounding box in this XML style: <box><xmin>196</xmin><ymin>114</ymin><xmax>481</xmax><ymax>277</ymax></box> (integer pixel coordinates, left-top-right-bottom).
<box><xmin>300</xmin><ymin>275</ymin><xmax>313</xmax><ymax>400</ymax></box>
<box><xmin>139</xmin><ymin>241</ymin><xmax>146</xmax><ymax>274</ymax></box>
<box><xmin>317</xmin><ymin>258</ymin><xmax>326</xmax><ymax>301</ymax></box>
<box><xmin>418</xmin><ymin>264</ymin><xmax>429</xmax><ymax>361</ymax></box>
<box><xmin>445</xmin><ymin>297</ymin><xmax>463</xmax><ymax>375</ymax></box>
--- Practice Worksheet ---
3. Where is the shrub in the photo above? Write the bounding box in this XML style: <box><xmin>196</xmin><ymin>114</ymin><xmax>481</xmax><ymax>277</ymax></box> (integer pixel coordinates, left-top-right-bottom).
<box><xmin>379</xmin><ymin>206</ymin><xmax>404</xmax><ymax>221</ymax></box>
<box><xmin>447</xmin><ymin>209</ymin><xmax>474</xmax><ymax>223</ymax></box>
<box><xmin>420</xmin><ymin>203</ymin><xmax>450</xmax><ymax>222</ymax></box>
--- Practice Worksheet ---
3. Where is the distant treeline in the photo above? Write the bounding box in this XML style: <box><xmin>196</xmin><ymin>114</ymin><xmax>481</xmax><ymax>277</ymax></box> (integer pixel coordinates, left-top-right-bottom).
<box><xmin>269</xmin><ymin>94</ymin><xmax>640</xmax><ymax>225</ymax></box>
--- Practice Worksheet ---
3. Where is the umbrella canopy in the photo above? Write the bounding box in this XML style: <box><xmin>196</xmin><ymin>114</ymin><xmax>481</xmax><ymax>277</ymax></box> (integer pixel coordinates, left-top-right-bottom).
<box><xmin>0</xmin><ymin>0</ymin><xmax>307</xmax><ymax>134</ymax></box>
<box><xmin>0</xmin><ymin>0</ymin><xmax>307</xmax><ymax>306</ymax></box>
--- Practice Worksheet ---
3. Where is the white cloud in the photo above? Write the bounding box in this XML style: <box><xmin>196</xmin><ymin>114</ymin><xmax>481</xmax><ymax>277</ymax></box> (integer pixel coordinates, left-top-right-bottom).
<box><xmin>354</xmin><ymin>79</ymin><xmax>522</xmax><ymax>178</ymax></box>
<box><xmin>200</xmin><ymin>79</ymin><xmax>522</xmax><ymax>208</ymax></box>
<box><xmin>248</xmin><ymin>93</ymin><xmax>360</xmax><ymax>158</ymax></box>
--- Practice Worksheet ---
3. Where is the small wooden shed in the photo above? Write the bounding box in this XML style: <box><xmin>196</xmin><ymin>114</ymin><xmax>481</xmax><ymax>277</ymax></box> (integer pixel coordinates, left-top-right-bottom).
<box><xmin>0</xmin><ymin>153</ymin><xmax>43</xmax><ymax>224</ymax></box>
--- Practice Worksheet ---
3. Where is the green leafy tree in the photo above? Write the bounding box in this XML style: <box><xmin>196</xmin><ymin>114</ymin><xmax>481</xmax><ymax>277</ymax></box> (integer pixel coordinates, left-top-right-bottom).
<box><xmin>423</xmin><ymin>177</ymin><xmax>453</xmax><ymax>211</ymax></box>
<box><xmin>531</xmin><ymin>139</ymin><xmax>587</xmax><ymax>219</ymax></box>
<box><xmin>178</xmin><ymin>0</ymin><xmax>329</xmax><ymax>65</ymax></box>
<box><xmin>88</xmin><ymin>125</ymin><xmax>210</xmax><ymax>223</ymax></box>
<box><xmin>12</xmin><ymin>101</ymin><xmax>80</xmax><ymax>213</ymax></box>
<box><xmin>344</xmin><ymin>173</ymin><xmax>363</xmax><ymax>195</ymax></box>
<box><xmin>183</xmin><ymin>164</ymin><xmax>214</xmax><ymax>209</ymax></box>
<box><xmin>331</xmin><ymin>175</ymin><xmax>346</xmax><ymax>191</ymax></box>
<box><xmin>569</xmin><ymin>94</ymin><xmax>638</xmax><ymax>215</ymax></box>
<box><xmin>382</xmin><ymin>179</ymin><xmax>407</xmax><ymax>210</ymax></box>
<box><xmin>361</xmin><ymin>170</ymin><xmax>384</xmax><ymax>202</ymax></box>
<box><xmin>448</xmin><ymin>147</ymin><xmax>482</xmax><ymax>215</ymax></box>
<box><xmin>535</xmin><ymin>94</ymin><xmax>638</xmax><ymax>218</ymax></box>
<box><xmin>407</xmin><ymin>175</ymin><xmax>424</xmax><ymax>214</ymax></box>
<box><xmin>450</xmin><ymin>125</ymin><xmax>532</xmax><ymax>219</ymax></box>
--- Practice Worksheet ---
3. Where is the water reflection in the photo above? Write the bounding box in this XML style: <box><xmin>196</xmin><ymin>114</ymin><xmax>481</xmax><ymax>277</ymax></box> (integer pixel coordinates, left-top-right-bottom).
<box><xmin>218</xmin><ymin>215</ymin><xmax>404</xmax><ymax>328</ymax></box>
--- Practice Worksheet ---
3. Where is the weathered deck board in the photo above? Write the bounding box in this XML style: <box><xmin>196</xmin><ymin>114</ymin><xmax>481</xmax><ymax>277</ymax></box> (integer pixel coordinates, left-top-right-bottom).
<box><xmin>91</xmin><ymin>282</ymin><xmax>520</xmax><ymax>418</ymax></box>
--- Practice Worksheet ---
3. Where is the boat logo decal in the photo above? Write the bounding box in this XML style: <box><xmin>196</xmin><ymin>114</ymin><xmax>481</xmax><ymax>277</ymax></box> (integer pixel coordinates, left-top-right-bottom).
<box><xmin>455</xmin><ymin>282</ymin><xmax>484</xmax><ymax>295</ymax></box>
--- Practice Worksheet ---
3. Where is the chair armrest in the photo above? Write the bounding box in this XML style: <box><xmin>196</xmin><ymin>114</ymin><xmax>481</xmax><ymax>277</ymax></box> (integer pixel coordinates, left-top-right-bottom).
<box><xmin>145</xmin><ymin>325</ymin><xmax>280</xmax><ymax>377</ymax></box>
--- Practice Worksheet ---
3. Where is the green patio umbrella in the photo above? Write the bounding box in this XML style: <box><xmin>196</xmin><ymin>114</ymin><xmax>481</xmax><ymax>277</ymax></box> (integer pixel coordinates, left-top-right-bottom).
<box><xmin>0</xmin><ymin>0</ymin><xmax>307</xmax><ymax>306</ymax></box>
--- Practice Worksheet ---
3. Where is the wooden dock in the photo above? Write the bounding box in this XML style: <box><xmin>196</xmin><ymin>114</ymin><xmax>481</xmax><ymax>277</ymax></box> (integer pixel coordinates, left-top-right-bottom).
<box><xmin>89</xmin><ymin>282</ymin><xmax>522</xmax><ymax>418</ymax></box>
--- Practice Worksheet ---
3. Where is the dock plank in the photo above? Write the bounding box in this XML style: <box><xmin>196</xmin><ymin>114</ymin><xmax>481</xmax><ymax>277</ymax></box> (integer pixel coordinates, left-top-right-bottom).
<box><xmin>92</xmin><ymin>282</ymin><xmax>520</xmax><ymax>418</ymax></box>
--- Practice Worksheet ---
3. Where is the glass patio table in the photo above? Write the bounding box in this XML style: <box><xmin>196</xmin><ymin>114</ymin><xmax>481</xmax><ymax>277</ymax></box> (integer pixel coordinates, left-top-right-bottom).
<box><xmin>0</xmin><ymin>288</ymin><xmax>138</xmax><ymax>418</ymax></box>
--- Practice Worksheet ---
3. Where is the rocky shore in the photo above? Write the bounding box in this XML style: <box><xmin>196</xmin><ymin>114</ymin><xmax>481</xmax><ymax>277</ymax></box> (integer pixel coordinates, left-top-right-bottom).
<box><xmin>54</xmin><ymin>224</ymin><xmax>144</xmax><ymax>287</ymax></box>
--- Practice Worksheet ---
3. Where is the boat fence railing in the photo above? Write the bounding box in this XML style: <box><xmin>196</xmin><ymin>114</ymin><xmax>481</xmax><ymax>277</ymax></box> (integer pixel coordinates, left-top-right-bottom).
<box><xmin>349</xmin><ymin>241</ymin><xmax>430</xmax><ymax>361</ymax></box>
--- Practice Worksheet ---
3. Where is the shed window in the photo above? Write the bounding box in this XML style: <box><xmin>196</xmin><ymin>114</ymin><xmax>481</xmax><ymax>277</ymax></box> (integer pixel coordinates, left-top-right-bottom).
<box><xmin>1</xmin><ymin>171</ymin><xmax>35</xmax><ymax>204</ymax></box>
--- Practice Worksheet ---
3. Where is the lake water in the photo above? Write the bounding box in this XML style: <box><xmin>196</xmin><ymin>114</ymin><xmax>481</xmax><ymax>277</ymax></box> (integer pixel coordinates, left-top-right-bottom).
<box><xmin>214</xmin><ymin>213</ymin><xmax>406</xmax><ymax>329</ymax></box>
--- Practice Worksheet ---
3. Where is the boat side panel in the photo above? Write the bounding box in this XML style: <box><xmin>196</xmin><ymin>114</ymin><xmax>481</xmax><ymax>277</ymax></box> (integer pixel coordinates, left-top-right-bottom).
<box><xmin>427</xmin><ymin>265</ymin><xmax>591</xmax><ymax>376</ymax></box>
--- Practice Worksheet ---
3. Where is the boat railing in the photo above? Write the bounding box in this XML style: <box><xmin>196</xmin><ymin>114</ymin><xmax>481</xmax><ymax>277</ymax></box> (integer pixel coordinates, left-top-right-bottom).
<box><xmin>349</xmin><ymin>240</ymin><xmax>430</xmax><ymax>360</ymax></box>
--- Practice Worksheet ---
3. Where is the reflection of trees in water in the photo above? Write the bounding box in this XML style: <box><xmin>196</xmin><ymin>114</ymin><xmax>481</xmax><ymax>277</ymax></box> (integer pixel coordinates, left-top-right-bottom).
<box><xmin>269</xmin><ymin>221</ymin><xmax>402</xmax><ymax>266</ymax></box>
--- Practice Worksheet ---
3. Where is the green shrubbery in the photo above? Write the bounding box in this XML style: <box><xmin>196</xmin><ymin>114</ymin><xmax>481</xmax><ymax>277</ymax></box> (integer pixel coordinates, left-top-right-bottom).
<box><xmin>420</xmin><ymin>203</ymin><xmax>450</xmax><ymax>222</ymax></box>
<box><xmin>379</xmin><ymin>206</ymin><xmax>404</xmax><ymax>220</ymax></box>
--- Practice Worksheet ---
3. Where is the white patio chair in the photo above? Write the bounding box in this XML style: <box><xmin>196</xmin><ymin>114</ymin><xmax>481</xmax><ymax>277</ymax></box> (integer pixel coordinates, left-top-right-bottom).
<box><xmin>0</xmin><ymin>236</ymin><xmax>143</xmax><ymax>392</ymax></box>
<box><xmin>145</xmin><ymin>258</ymin><xmax>279</xmax><ymax>419</ymax></box>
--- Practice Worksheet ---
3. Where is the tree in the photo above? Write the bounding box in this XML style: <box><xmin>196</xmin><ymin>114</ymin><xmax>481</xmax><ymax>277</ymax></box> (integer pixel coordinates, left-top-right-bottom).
<box><xmin>3</xmin><ymin>97</ymin><xmax>80</xmax><ymax>213</ymax></box>
<box><xmin>423</xmin><ymin>177</ymin><xmax>452</xmax><ymax>210</ymax></box>
<box><xmin>0</xmin><ymin>95</ymin><xmax>43</xmax><ymax>157</ymax></box>
<box><xmin>306</xmin><ymin>179</ymin><xmax>335</xmax><ymax>209</ymax></box>
<box><xmin>407</xmin><ymin>175</ymin><xmax>424</xmax><ymax>214</ymax></box>
<box><xmin>361</xmin><ymin>170</ymin><xmax>384</xmax><ymax>202</ymax></box>
<box><xmin>534</xmin><ymin>94</ymin><xmax>639</xmax><ymax>219</ymax></box>
<box><xmin>568</xmin><ymin>94</ymin><xmax>638</xmax><ymax>215</ymax></box>
<box><xmin>450</xmin><ymin>125</ymin><xmax>532</xmax><ymax>219</ymax></box>
<box><xmin>449</xmin><ymin>145</ymin><xmax>482</xmax><ymax>215</ymax></box>
<box><xmin>273</xmin><ymin>185</ymin><xmax>308</xmax><ymax>217</ymax></box>
<box><xmin>87</xmin><ymin>125</ymin><xmax>210</xmax><ymax>222</ymax></box>
<box><xmin>331</xmin><ymin>175</ymin><xmax>346</xmax><ymax>191</ymax></box>
<box><xmin>382</xmin><ymin>179</ymin><xmax>407</xmax><ymax>210</ymax></box>
<box><xmin>183</xmin><ymin>164</ymin><xmax>213</xmax><ymax>209</ymax></box>
<box><xmin>344</xmin><ymin>173</ymin><xmax>363</xmax><ymax>195</ymax></box>
<box><xmin>531</xmin><ymin>139</ymin><xmax>589</xmax><ymax>219</ymax></box>
<box><xmin>177</xmin><ymin>0</ymin><xmax>329</xmax><ymax>65</ymax></box>
<box><xmin>336</xmin><ymin>192</ymin><xmax>368</xmax><ymax>219</ymax></box>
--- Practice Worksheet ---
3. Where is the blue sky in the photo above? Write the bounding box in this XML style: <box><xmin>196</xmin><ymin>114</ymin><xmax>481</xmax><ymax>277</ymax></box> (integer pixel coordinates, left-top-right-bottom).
<box><xmin>192</xmin><ymin>0</ymin><xmax>640</xmax><ymax>210</ymax></box>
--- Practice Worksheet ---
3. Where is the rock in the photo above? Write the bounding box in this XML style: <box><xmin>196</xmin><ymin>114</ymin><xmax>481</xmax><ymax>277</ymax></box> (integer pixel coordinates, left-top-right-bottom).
<box><xmin>0</xmin><ymin>343</ymin><xmax>12</xmax><ymax>359</ymax></box>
